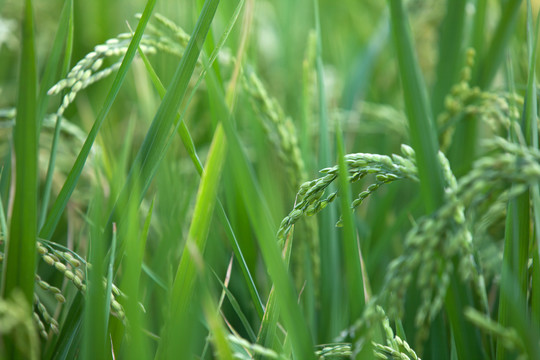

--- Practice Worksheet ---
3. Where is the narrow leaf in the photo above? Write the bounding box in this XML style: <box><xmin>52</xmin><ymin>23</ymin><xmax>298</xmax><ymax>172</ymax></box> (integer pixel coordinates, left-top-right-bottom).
<box><xmin>39</xmin><ymin>0</ymin><xmax>157</xmax><ymax>239</ymax></box>
<box><xmin>2</xmin><ymin>4</ymin><xmax>38</xmax><ymax>347</ymax></box>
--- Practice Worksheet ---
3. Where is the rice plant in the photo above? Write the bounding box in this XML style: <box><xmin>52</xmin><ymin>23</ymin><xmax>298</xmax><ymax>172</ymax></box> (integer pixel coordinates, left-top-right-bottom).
<box><xmin>1</xmin><ymin>0</ymin><xmax>540</xmax><ymax>359</ymax></box>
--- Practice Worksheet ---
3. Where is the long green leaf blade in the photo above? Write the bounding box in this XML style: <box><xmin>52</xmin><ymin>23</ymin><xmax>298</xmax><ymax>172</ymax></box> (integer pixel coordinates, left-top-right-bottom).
<box><xmin>143</xmin><ymin>1</ymin><xmax>221</xmax><ymax>359</ymax></box>
<box><xmin>388</xmin><ymin>2</ymin><xmax>482</xmax><ymax>359</ymax></box>
<box><xmin>106</xmin><ymin>0</ymin><xmax>220</xmax><ymax>237</ymax></box>
<box><xmin>39</xmin><ymin>0</ymin><xmax>157</xmax><ymax>239</ymax></box>
<box><xmin>212</xmin><ymin>71</ymin><xmax>316</xmax><ymax>359</ymax></box>
<box><xmin>451</xmin><ymin>0</ymin><xmax>523</xmax><ymax>177</ymax></box>
<box><xmin>477</xmin><ymin>0</ymin><xmax>524</xmax><ymax>88</ymax></box>
<box><xmin>83</xmin><ymin>193</ymin><xmax>109</xmax><ymax>360</ymax></box>
<box><xmin>529</xmin><ymin>6</ymin><xmax>540</xmax><ymax>335</ymax></box>
<box><xmin>39</xmin><ymin>0</ymin><xmax>74</xmax><ymax>229</ymax></box>
<box><xmin>136</xmin><ymin>5</ymin><xmax>264</xmax><ymax>315</ymax></box>
<box><xmin>122</xmin><ymin>196</ymin><xmax>153</xmax><ymax>360</ymax></box>
<box><xmin>335</xmin><ymin>119</ymin><xmax>365</xmax><ymax>320</ymax></box>
<box><xmin>498</xmin><ymin>3</ymin><xmax>540</xmax><ymax>359</ymax></box>
<box><xmin>36</xmin><ymin>0</ymin><xmax>73</xmax><ymax>126</ymax></box>
<box><xmin>388</xmin><ymin>0</ymin><xmax>444</xmax><ymax>213</ymax></box>
<box><xmin>431</xmin><ymin>0</ymin><xmax>467</xmax><ymax>117</ymax></box>
<box><xmin>2</xmin><ymin>4</ymin><xmax>38</xmax><ymax>359</ymax></box>
<box><xmin>156</xmin><ymin>125</ymin><xmax>226</xmax><ymax>360</ymax></box>
<box><xmin>314</xmin><ymin>0</ymin><xmax>341</xmax><ymax>342</ymax></box>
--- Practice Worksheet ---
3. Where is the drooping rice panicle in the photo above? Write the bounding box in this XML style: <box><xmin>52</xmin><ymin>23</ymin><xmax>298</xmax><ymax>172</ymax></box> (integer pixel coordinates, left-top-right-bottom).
<box><xmin>242</xmin><ymin>69</ymin><xmax>307</xmax><ymax>187</ymax></box>
<box><xmin>277</xmin><ymin>145</ymin><xmax>418</xmax><ymax>246</ymax></box>
<box><xmin>382</xmin><ymin>133</ymin><xmax>540</xmax><ymax>347</ymax></box>
<box><xmin>437</xmin><ymin>49</ymin><xmax>523</xmax><ymax>150</ymax></box>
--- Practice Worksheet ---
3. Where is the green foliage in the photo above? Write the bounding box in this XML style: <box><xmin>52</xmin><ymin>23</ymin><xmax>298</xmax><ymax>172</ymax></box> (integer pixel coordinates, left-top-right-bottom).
<box><xmin>2</xmin><ymin>0</ymin><xmax>540</xmax><ymax>359</ymax></box>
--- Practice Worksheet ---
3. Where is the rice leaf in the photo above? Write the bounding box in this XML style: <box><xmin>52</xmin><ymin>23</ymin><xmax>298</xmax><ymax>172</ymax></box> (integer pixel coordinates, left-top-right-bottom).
<box><xmin>150</xmin><ymin>1</ymin><xmax>223</xmax><ymax>358</ymax></box>
<box><xmin>254</xmin><ymin>232</ymin><xmax>294</xmax><ymax>357</ymax></box>
<box><xmin>121</xmin><ymin>196</ymin><xmax>153</xmax><ymax>360</ymax></box>
<box><xmin>2</xmin><ymin>6</ymin><xmax>38</xmax><ymax>359</ymax></box>
<box><xmin>39</xmin><ymin>0</ymin><xmax>157</xmax><ymax>239</ymax></box>
<box><xmin>476</xmin><ymin>0</ymin><xmax>524</xmax><ymax>88</ymax></box>
<box><xmin>387</xmin><ymin>0</ymin><xmax>444</xmax><ymax>213</ymax></box>
<box><xmin>83</xmin><ymin>192</ymin><xmax>109</xmax><ymax>360</ymax></box>
<box><xmin>156</xmin><ymin>124</ymin><xmax>226</xmax><ymax>360</ymax></box>
<box><xmin>36</xmin><ymin>0</ymin><xmax>73</xmax><ymax>126</ymax></box>
<box><xmin>136</xmin><ymin>0</ymin><xmax>264</xmax><ymax>317</ymax></box>
<box><xmin>451</xmin><ymin>0</ymin><xmax>522</xmax><ymax>176</ymax></box>
<box><xmin>313</xmin><ymin>0</ymin><xmax>342</xmax><ymax>342</ymax></box>
<box><xmin>498</xmin><ymin>3</ymin><xmax>540</xmax><ymax>359</ymax></box>
<box><xmin>105</xmin><ymin>0</ymin><xmax>219</xmax><ymax>241</ymax></box>
<box><xmin>212</xmin><ymin>269</ymin><xmax>257</xmax><ymax>342</ymax></box>
<box><xmin>432</xmin><ymin>0</ymin><xmax>467</xmax><ymax>117</ymax></box>
<box><xmin>215</xmin><ymin>73</ymin><xmax>317</xmax><ymax>359</ymax></box>
<box><xmin>39</xmin><ymin>0</ymin><xmax>74</xmax><ymax>229</ymax></box>
<box><xmin>531</xmin><ymin>6</ymin><xmax>540</xmax><ymax>332</ymax></box>
<box><xmin>335</xmin><ymin>118</ymin><xmax>365</xmax><ymax>320</ymax></box>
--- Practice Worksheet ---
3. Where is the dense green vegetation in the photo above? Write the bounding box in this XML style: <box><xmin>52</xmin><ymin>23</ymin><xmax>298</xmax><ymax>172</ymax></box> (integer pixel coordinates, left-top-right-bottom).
<box><xmin>1</xmin><ymin>0</ymin><xmax>540</xmax><ymax>358</ymax></box>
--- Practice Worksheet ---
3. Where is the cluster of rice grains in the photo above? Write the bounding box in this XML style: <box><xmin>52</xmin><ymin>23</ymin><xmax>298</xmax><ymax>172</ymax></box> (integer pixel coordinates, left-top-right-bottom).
<box><xmin>332</xmin><ymin>303</ymin><xmax>421</xmax><ymax>359</ymax></box>
<box><xmin>46</xmin><ymin>13</ymin><xmax>194</xmax><ymax>121</ymax></box>
<box><xmin>437</xmin><ymin>49</ymin><xmax>522</xmax><ymax>150</ymax></box>
<box><xmin>33</xmin><ymin>241</ymin><xmax>125</xmax><ymax>338</ymax></box>
<box><xmin>248</xmin><ymin>41</ymin><xmax>536</xmax><ymax>355</ymax></box>
<box><xmin>277</xmin><ymin>145</ymin><xmax>418</xmax><ymax>245</ymax></box>
<box><xmin>372</xmin><ymin>306</ymin><xmax>421</xmax><ymax>360</ymax></box>
<box><xmin>0</xmin><ymin>239</ymin><xmax>125</xmax><ymax>339</ymax></box>
<box><xmin>369</xmin><ymin>133</ymin><xmax>537</xmax><ymax>351</ymax></box>
<box><xmin>227</xmin><ymin>333</ymin><xmax>351</xmax><ymax>359</ymax></box>
<box><xmin>277</xmin><ymin>120</ymin><xmax>540</xmax><ymax>353</ymax></box>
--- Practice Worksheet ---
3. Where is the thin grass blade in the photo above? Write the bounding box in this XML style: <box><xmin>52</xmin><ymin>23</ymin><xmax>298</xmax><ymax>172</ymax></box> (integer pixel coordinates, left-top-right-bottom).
<box><xmin>39</xmin><ymin>0</ymin><xmax>157</xmax><ymax>239</ymax></box>
<box><xmin>498</xmin><ymin>3</ymin><xmax>540</xmax><ymax>358</ymax></box>
<box><xmin>106</xmin><ymin>0</ymin><xmax>219</xmax><ymax>240</ymax></box>
<box><xmin>39</xmin><ymin>0</ymin><xmax>74</xmax><ymax>229</ymax></box>
<box><xmin>136</xmin><ymin>1</ymin><xmax>263</xmax><ymax>316</ymax></box>
<box><xmin>122</xmin><ymin>196</ymin><xmax>153</xmax><ymax>360</ymax></box>
<box><xmin>335</xmin><ymin>119</ymin><xmax>365</xmax><ymax>320</ymax></box>
<box><xmin>2</xmin><ymin>4</ymin><xmax>38</xmax><ymax>358</ymax></box>
<box><xmin>83</xmin><ymin>192</ymin><xmax>109</xmax><ymax>360</ymax></box>
<box><xmin>45</xmin><ymin>294</ymin><xmax>84</xmax><ymax>360</ymax></box>
<box><xmin>212</xmin><ymin>269</ymin><xmax>257</xmax><ymax>342</ymax></box>
<box><xmin>432</xmin><ymin>0</ymin><xmax>467</xmax><ymax>117</ymax></box>
<box><xmin>387</xmin><ymin>0</ymin><xmax>444</xmax><ymax>212</ymax></box>
<box><xmin>254</xmin><ymin>231</ymin><xmax>294</xmax><ymax>357</ymax></box>
<box><xmin>531</xmin><ymin>7</ymin><xmax>540</xmax><ymax>333</ymax></box>
<box><xmin>156</xmin><ymin>123</ymin><xmax>226</xmax><ymax>360</ymax></box>
<box><xmin>195</xmin><ymin>250</ymin><xmax>235</xmax><ymax>360</ymax></box>
<box><xmin>36</xmin><ymin>0</ymin><xmax>73</xmax><ymax>126</ymax></box>
<box><xmin>451</xmin><ymin>0</ymin><xmax>522</xmax><ymax>176</ymax></box>
<box><xmin>211</xmin><ymin>68</ymin><xmax>316</xmax><ymax>358</ymax></box>
<box><xmin>476</xmin><ymin>0</ymin><xmax>524</xmax><ymax>88</ymax></box>
<box><xmin>313</xmin><ymin>0</ymin><xmax>342</xmax><ymax>342</ymax></box>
